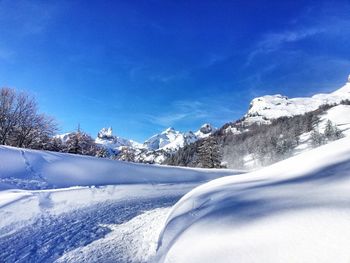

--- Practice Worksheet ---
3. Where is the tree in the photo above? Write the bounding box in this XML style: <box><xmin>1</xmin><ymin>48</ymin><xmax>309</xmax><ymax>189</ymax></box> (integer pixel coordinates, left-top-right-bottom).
<box><xmin>197</xmin><ymin>137</ymin><xmax>222</xmax><ymax>168</ymax></box>
<box><xmin>324</xmin><ymin>120</ymin><xmax>343</xmax><ymax>141</ymax></box>
<box><xmin>45</xmin><ymin>137</ymin><xmax>64</xmax><ymax>152</ymax></box>
<box><xmin>311</xmin><ymin>129</ymin><xmax>325</xmax><ymax>147</ymax></box>
<box><xmin>64</xmin><ymin>128</ymin><xmax>98</xmax><ymax>156</ymax></box>
<box><xmin>0</xmin><ymin>87</ymin><xmax>57</xmax><ymax>148</ymax></box>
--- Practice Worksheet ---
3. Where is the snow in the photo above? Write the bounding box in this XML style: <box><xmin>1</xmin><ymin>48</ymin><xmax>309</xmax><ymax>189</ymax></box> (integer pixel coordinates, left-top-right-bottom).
<box><xmin>194</xmin><ymin>123</ymin><xmax>216</xmax><ymax>139</ymax></box>
<box><xmin>157</xmin><ymin>136</ymin><xmax>350</xmax><ymax>263</ymax></box>
<box><xmin>142</xmin><ymin>124</ymin><xmax>216</xmax><ymax>151</ymax></box>
<box><xmin>0</xmin><ymin>145</ymin><xmax>240</xmax><ymax>261</ymax></box>
<box><xmin>54</xmin><ymin>133</ymin><xmax>71</xmax><ymax>143</ymax></box>
<box><xmin>2</xmin><ymin>76</ymin><xmax>350</xmax><ymax>262</ymax></box>
<box><xmin>143</xmin><ymin>127</ymin><xmax>197</xmax><ymax>151</ymax></box>
<box><xmin>0</xmin><ymin>184</ymin><xmax>199</xmax><ymax>262</ymax></box>
<box><xmin>319</xmin><ymin>104</ymin><xmax>350</xmax><ymax>136</ymax></box>
<box><xmin>293</xmin><ymin>104</ymin><xmax>350</xmax><ymax>156</ymax></box>
<box><xmin>95</xmin><ymin>127</ymin><xmax>143</xmax><ymax>152</ymax></box>
<box><xmin>56</xmin><ymin>207</ymin><xmax>171</xmax><ymax>263</ymax></box>
<box><xmin>245</xmin><ymin>77</ymin><xmax>350</xmax><ymax>124</ymax></box>
<box><xmin>95</xmin><ymin>124</ymin><xmax>216</xmax><ymax>164</ymax></box>
<box><xmin>0</xmin><ymin>145</ymin><xmax>236</xmax><ymax>190</ymax></box>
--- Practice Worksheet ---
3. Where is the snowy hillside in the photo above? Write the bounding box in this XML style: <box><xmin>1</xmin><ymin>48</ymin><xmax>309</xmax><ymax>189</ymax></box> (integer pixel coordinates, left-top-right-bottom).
<box><xmin>319</xmin><ymin>104</ymin><xmax>350</xmax><ymax>135</ymax></box>
<box><xmin>0</xmin><ymin>145</ymin><xmax>236</xmax><ymax>190</ymax></box>
<box><xmin>157</xmin><ymin>136</ymin><xmax>350</xmax><ymax>263</ymax></box>
<box><xmin>244</xmin><ymin>75</ymin><xmax>350</xmax><ymax>125</ymax></box>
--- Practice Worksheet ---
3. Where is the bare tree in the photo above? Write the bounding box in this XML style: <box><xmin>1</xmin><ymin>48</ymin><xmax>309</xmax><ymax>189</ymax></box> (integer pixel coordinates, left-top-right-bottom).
<box><xmin>0</xmin><ymin>87</ymin><xmax>57</xmax><ymax>149</ymax></box>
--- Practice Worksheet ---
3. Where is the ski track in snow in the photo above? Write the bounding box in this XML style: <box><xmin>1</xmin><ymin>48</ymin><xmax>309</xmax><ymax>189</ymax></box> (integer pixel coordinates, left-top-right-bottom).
<box><xmin>57</xmin><ymin>207</ymin><xmax>171</xmax><ymax>263</ymax></box>
<box><xmin>0</xmin><ymin>195</ymin><xmax>180</xmax><ymax>263</ymax></box>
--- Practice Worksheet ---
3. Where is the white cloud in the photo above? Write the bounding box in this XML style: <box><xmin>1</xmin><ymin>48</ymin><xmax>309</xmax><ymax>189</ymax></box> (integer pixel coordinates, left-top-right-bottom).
<box><xmin>246</xmin><ymin>27</ymin><xmax>323</xmax><ymax>66</ymax></box>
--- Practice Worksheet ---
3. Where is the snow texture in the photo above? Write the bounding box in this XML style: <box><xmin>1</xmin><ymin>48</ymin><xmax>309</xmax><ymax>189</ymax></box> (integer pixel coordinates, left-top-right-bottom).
<box><xmin>0</xmin><ymin>145</ymin><xmax>236</xmax><ymax>190</ymax></box>
<box><xmin>157</xmin><ymin>136</ymin><xmax>350</xmax><ymax>263</ymax></box>
<box><xmin>0</xmin><ymin>145</ymin><xmax>238</xmax><ymax>262</ymax></box>
<box><xmin>0</xmin><ymin>184</ymin><xmax>198</xmax><ymax>262</ymax></box>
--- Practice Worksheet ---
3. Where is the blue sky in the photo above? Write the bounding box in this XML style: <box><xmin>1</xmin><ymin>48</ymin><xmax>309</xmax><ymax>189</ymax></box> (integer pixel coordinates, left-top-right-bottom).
<box><xmin>1</xmin><ymin>0</ymin><xmax>350</xmax><ymax>142</ymax></box>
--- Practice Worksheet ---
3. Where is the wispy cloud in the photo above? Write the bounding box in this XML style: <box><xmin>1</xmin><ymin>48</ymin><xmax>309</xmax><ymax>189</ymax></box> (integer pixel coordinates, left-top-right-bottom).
<box><xmin>246</xmin><ymin>27</ymin><xmax>323</xmax><ymax>66</ymax></box>
<box><xmin>144</xmin><ymin>97</ymin><xmax>243</xmax><ymax>129</ymax></box>
<box><xmin>144</xmin><ymin>100</ymin><xmax>208</xmax><ymax>127</ymax></box>
<box><xmin>246</xmin><ymin>1</ymin><xmax>350</xmax><ymax>67</ymax></box>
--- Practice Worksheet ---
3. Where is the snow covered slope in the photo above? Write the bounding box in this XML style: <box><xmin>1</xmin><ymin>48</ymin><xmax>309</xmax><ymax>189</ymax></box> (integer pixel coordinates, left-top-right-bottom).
<box><xmin>0</xmin><ymin>145</ymin><xmax>236</xmax><ymax>190</ymax></box>
<box><xmin>244</xmin><ymin>75</ymin><xmax>350</xmax><ymax>124</ymax></box>
<box><xmin>319</xmin><ymin>104</ymin><xmax>350</xmax><ymax>136</ymax></box>
<box><xmin>157</xmin><ymin>136</ymin><xmax>350</xmax><ymax>263</ymax></box>
<box><xmin>0</xmin><ymin>146</ymin><xmax>239</xmax><ymax>262</ymax></box>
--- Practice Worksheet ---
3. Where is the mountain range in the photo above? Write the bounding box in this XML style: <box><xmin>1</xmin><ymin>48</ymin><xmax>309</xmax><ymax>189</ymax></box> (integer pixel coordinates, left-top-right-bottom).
<box><xmin>57</xmin><ymin>75</ymin><xmax>350</xmax><ymax>165</ymax></box>
<box><xmin>94</xmin><ymin>123</ymin><xmax>217</xmax><ymax>163</ymax></box>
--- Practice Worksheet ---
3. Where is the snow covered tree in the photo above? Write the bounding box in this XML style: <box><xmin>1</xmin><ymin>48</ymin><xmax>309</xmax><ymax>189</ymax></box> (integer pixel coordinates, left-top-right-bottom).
<box><xmin>45</xmin><ymin>137</ymin><xmax>64</xmax><ymax>152</ymax></box>
<box><xmin>324</xmin><ymin>120</ymin><xmax>343</xmax><ymax>141</ymax></box>
<box><xmin>64</xmin><ymin>128</ymin><xmax>97</xmax><ymax>156</ymax></box>
<box><xmin>96</xmin><ymin>147</ymin><xmax>110</xmax><ymax>158</ymax></box>
<box><xmin>311</xmin><ymin>129</ymin><xmax>325</xmax><ymax>147</ymax></box>
<box><xmin>197</xmin><ymin>137</ymin><xmax>222</xmax><ymax>168</ymax></box>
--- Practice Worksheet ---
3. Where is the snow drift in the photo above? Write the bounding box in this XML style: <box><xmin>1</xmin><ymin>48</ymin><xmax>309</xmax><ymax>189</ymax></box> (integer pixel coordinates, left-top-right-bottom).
<box><xmin>157</xmin><ymin>136</ymin><xmax>350</xmax><ymax>263</ymax></box>
<box><xmin>0</xmin><ymin>146</ymin><xmax>236</xmax><ymax>190</ymax></box>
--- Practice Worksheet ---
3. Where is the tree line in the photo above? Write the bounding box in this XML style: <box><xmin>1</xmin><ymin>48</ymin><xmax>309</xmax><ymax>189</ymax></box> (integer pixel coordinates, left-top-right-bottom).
<box><xmin>165</xmin><ymin>103</ymin><xmax>346</xmax><ymax>169</ymax></box>
<box><xmin>0</xmin><ymin>87</ymin><xmax>99</xmax><ymax>156</ymax></box>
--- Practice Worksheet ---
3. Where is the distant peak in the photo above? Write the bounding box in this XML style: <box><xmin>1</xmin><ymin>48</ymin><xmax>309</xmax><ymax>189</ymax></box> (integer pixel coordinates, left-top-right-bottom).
<box><xmin>348</xmin><ymin>74</ymin><xmax>350</xmax><ymax>83</ymax></box>
<box><xmin>164</xmin><ymin>127</ymin><xmax>176</xmax><ymax>133</ymax></box>
<box><xmin>199</xmin><ymin>123</ymin><xmax>214</xmax><ymax>133</ymax></box>
<box><xmin>98</xmin><ymin>127</ymin><xmax>113</xmax><ymax>139</ymax></box>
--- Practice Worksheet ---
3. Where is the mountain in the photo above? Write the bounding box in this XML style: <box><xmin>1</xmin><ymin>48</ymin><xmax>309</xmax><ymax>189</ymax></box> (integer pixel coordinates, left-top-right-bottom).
<box><xmin>166</xmin><ymin>75</ymin><xmax>350</xmax><ymax>169</ymax></box>
<box><xmin>95</xmin><ymin>125</ymin><xmax>217</xmax><ymax>164</ymax></box>
<box><xmin>142</xmin><ymin>124</ymin><xmax>216</xmax><ymax>152</ymax></box>
<box><xmin>143</xmin><ymin>127</ymin><xmax>194</xmax><ymax>151</ymax></box>
<box><xmin>243</xmin><ymin>75</ymin><xmax>350</xmax><ymax>125</ymax></box>
<box><xmin>194</xmin><ymin>123</ymin><xmax>216</xmax><ymax>138</ymax></box>
<box><xmin>56</xmin><ymin>75</ymin><xmax>350</xmax><ymax>167</ymax></box>
<box><xmin>95</xmin><ymin>127</ymin><xmax>143</xmax><ymax>154</ymax></box>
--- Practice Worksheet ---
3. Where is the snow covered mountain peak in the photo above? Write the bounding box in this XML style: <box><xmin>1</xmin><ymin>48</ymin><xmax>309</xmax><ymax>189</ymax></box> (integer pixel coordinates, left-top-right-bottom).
<box><xmin>143</xmin><ymin>124</ymin><xmax>217</xmax><ymax>152</ymax></box>
<box><xmin>163</xmin><ymin>127</ymin><xmax>176</xmax><ymax>134</ymax></box>
<box><xmin>244</xmin><ymin>75</ymin><xmax>350</xmax><ymax>125</ymax></box>
<box><xmin>97</xmin><ymin>127</ymin><xmax>113</xmax><ymax>139</ymax></box>
<box><xmin>95</xmin><ymin>127</ymin><xmax>142</xmax><ymax>151</ymax></box>
<box><xmin>143</xmin><ymin>127</ymin><xmax>194</xmax><ymax>151</ymax></box>
<box><xmin>195</xmin><ymin>123</ymin><xmax>216</xmax><ymax>138</ymax></box>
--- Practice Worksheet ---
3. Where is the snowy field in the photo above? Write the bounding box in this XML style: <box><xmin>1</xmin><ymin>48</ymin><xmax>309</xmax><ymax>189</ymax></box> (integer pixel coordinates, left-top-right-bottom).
<box><xmin>0</xmin><ymin>146</ymin><xmax>237</xmax><ymax>262</ymax></box>
<box><xmin>2</xmin><ymin>135</ymin><xmax>350</xmax><ymax>262</ymax></box>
